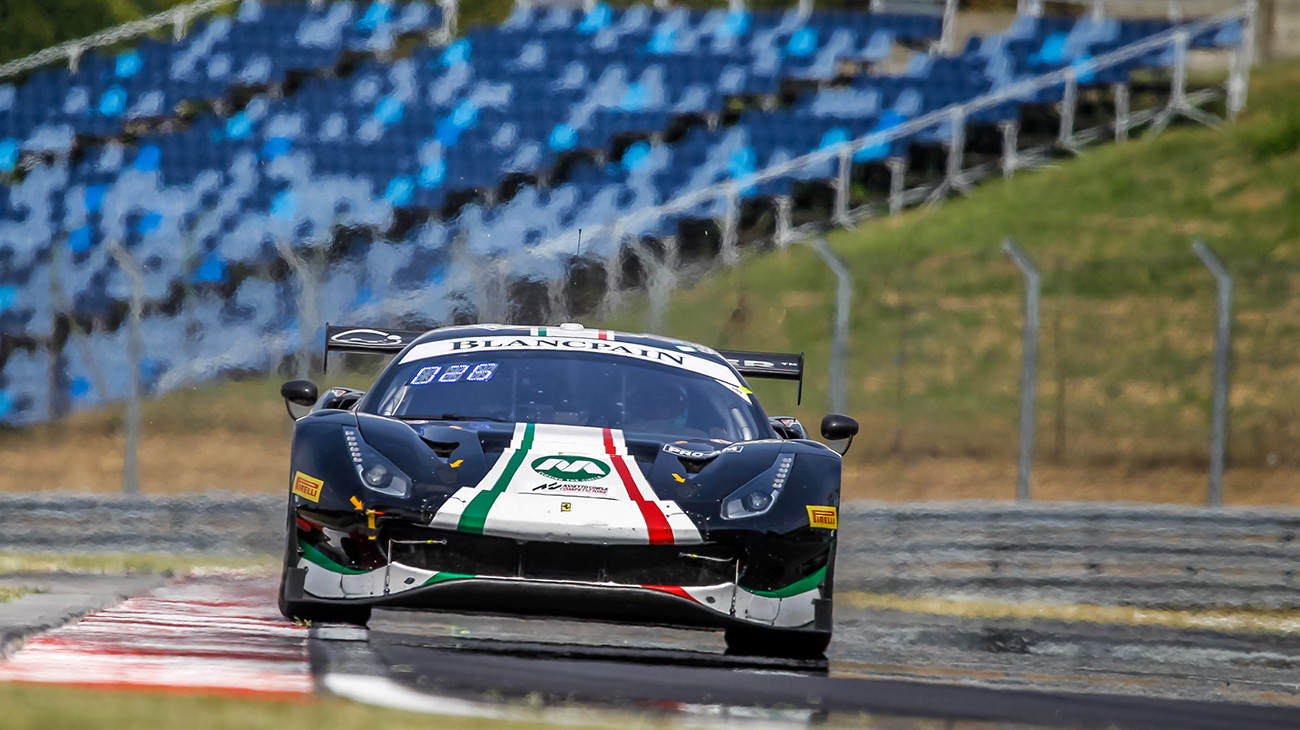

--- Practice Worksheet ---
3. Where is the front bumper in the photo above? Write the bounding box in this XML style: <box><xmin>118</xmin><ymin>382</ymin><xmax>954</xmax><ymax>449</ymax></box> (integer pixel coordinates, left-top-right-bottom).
<box><xmin>291</xmin><ymin>510</ymin><xmax>833</xmax><ymax>632</ymax></box>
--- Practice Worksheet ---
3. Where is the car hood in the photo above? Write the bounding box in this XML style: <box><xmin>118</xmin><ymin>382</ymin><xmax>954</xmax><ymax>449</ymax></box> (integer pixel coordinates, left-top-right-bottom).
<box><xmin>358</xmin><ymin>418</ymin><xmax>783</xmax><ymax>545</ymax></box>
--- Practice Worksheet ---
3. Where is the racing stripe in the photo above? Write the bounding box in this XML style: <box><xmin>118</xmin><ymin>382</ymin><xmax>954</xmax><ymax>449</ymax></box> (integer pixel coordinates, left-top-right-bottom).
<box><xmin>458</xmin><ymin>422</ymin><xmax>535</xmax><ymax>534</ymax></box>
<box><xmin>603</xmin><ymin>428</ymin><xmax>673</xmax><ymax>545</ymax></box>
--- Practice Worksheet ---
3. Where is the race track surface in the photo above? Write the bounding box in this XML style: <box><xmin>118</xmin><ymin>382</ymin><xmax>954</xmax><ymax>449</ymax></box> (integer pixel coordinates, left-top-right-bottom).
<box><xmin>3</xmin><ymin>572</ymin><xmax>1300</xmax><ymax>729</ymax></box>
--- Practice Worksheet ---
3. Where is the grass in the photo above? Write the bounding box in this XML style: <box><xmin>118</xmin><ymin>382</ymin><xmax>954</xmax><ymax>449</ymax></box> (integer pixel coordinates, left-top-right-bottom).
<box><xmin>600</xmin><ymin>60</ymin><xmax>1300</xmax><ymax>503</ymax></box>
<box><xmin>0</xmin><ymin>587</ymin><xmax>38</xmax><ymax>604</ymax></box>
<box><xmin>0</xmin><ymin>683</ymin><xmax>623</xmax><ymax>730</ymax></box>
<box><xmin>0</xmin><ymin>552</ymin><xmax>276</xmax><ymax>575</ymax></box>
<box><xmin>840</xmin><ymin>592</ymin><xmax>1300</xmax><ymax>636</ymax></box>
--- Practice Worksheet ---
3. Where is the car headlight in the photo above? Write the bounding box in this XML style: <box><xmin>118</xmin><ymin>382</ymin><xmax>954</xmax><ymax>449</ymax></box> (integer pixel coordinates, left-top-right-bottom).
<box><xmin>721</xmin><ymin>455</ymin><xmax>794</xmax><ymax>519</ymax></box>
<box><xmin>343</xmin><ymin>426</ymin><xmax>412</xmax><ymax>498</ymax></box>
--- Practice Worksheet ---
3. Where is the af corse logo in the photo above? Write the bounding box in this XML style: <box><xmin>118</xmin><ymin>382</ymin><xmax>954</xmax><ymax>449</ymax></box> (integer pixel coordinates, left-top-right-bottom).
<box><xmin>531</xmin><ymin>456</ymin><xmax>610</xmax><ymax>482</ymax></box>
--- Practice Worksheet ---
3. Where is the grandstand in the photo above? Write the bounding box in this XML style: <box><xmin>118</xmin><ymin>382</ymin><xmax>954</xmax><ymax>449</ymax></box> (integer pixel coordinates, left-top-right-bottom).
<box><xmin>0</xmin><ymin>0</ymin><xmax>1251</xmax><ymax>426</ymax></box>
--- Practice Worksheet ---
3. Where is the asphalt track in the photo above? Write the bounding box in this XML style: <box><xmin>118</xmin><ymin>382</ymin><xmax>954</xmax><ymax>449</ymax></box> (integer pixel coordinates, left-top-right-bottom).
<box><xmin>4</xmin><ymin>573</ymin><xmax>1300</xmax><ymax>729</ymax></box>
<box><xmin>321</xmin><ymin>607</ymin><xmax>1298</xmax><ymax>730</ymax></box>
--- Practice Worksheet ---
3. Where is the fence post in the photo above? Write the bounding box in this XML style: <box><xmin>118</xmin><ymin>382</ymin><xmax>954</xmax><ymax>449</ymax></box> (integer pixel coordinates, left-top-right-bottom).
<box><xmin>775</xmin><ymin>195</ymin><xmax>794</xmax><ymax>248</ymax></box>
<box><xmin>808</xmin><ymin>238</ymin><xmax>851</xmax><ymax>415</ymax></box>
<box><xmin>106</xmin><ymin>240</ymin><xmax>143</xmax><ymax>497</ymax></box>
<box><xmin>274</xmin><ymin>240</ymin><xmax>318</xmax><ymax>381</ymax></box>
<box><xmin>887</xmin><ymin>157</ymin><xmax>907</xmax><ymax>215</ymax></box>
<box><xmin>1228</xmin><ymin>0</ymin><xmax>1258</xmax><ymax>121</ymax></box>
<box><xmin>939</xmin><ymin>0</ymin><xmax>959</xmax><ymax>54</ymax></box>
<box><xmin>721</xmin><ymin>188</ymin><xmax>740</xmax><ymax>265</ymax></box>
<box><xmin>1193</xmin><ymin>240</ymin><xmax>1232</xmax><ymax>508</ymax></box>
<box><xmin>834</xmin><ymin>145</ymin><xmax>852</xmax><ymax>228</ymax></box>
<box><xmin>927</xmin><ymin>108</ymin><xmax>968</xmax><ymax>204</ymax></box>
<box><xmin>1003</xmin><ymin>238</ymin><xmax>1040</xmax><ymax>502</ymax></box>
<box><xmin>1113</xmin><ymin>83</ymin><xmax>1130</xmax><ymax>142</ymax></box>
<box><xmin>1000</xmin><ymin>120</ymin><xmax>1019</xmax><ymax>178</ymax></box>
<box><xmin>1059</xmin><ymin>69</ymin><xmax>1079</xmax><ymax>152</ymax></box>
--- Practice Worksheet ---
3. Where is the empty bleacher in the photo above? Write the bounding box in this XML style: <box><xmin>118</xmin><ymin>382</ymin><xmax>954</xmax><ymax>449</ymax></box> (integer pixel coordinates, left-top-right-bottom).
<box><xmin>0</xmin><ymin>1</ymin><xmax>1246</xmax><ymax>425</ymax></box>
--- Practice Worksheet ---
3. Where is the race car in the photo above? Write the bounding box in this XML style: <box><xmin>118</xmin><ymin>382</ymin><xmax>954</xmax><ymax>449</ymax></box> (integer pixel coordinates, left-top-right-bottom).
<box><xmin>277</xmin><ymin>323</ymin><xmax>857</xmax><ymax>657</ymax></box>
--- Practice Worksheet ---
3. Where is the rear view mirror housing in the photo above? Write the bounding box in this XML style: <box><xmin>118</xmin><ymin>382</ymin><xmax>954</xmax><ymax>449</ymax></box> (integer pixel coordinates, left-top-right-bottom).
<box><xmin>820</xmin><ymin>414</ymin><xmax>859</xmax><ymax>454</ymax></box>
<box><xmin>281</xmin><ymin>380</ymin><xmax>319</xmax><ymax>420</ymax></box>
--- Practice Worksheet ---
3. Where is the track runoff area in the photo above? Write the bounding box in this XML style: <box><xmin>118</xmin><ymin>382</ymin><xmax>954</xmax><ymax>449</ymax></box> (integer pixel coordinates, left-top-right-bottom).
<box><xmin>1</xmin><ymin>571</ymin><xmax>1297</xmax><ymax>729</ymax></box>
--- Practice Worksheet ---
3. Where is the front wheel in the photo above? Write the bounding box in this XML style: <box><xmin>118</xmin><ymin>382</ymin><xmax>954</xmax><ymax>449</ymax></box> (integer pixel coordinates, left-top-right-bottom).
<box><xmin>278</xmin><ymin>500</ymin><xmax>371</xmax><ymax>626</ymax></box>
<box><xmin>724</xmin><ymin>625</ymin><xmax>831</xmax><ymax>659</ymax></box>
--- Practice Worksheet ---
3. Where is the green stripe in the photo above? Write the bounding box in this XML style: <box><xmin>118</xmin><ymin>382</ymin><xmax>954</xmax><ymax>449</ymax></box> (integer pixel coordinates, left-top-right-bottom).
<box><xmin>299</xmin><ymin>538</ymin><xmax>368</xmax><ymax>575</ymax></box>
<box><xmin>423</xmin><ymin>571</ymin><xmax>475</xmax><ymax>586</ymax></box>
<box><xmin>745</xmin><ymin>566</ymin><xmax>827</xmax><ymax>599</ymax></box>
<box><xmin>538</xmin><ymin>328</ymin><xmax>547</xmax><ymax>336</ymax></box>
<box><xmin>457</xmin><ymin>423</ymin><xmax>535</xmax><ymax>534</ymax></box>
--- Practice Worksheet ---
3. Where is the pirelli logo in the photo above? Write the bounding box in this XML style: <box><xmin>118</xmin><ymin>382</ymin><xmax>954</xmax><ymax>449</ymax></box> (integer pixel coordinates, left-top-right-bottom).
<box><xmin>292</xmin><ymin>471</ymin><xmax>324</xmax><ymax>502</ymax></box>
<box><xmin>807</xmin><ymin>505</ymin><xmax>838</xmax><ymax>530</ymax></box>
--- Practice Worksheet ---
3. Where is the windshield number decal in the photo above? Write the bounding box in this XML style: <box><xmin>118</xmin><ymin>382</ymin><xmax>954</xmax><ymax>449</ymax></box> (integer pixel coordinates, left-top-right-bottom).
<box><xmin>410</xmin><ymin>366</ymin><xmax>441</xmax><ymax>385</ymax></box>
<box><xmin>466</xmin><ymin>362</ymin><xmax>498</xmax><ymax>381</ymax></box>
<box><xmin>439</xmin><ymin>364</ymin><xmax>472</xmax><ymax>382</ymax></box>
<box><xmin>412</xmin><ymin>362</ymin><xmax>498</xmax><ymax>386</ymax></box>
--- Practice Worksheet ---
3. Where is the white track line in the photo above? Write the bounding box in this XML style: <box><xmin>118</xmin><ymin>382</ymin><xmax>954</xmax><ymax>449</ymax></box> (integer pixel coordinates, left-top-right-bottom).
<box><xmin>0</xmin><ymin>572</ymin><xmax>311</xmax><ymax>696</ymax></box>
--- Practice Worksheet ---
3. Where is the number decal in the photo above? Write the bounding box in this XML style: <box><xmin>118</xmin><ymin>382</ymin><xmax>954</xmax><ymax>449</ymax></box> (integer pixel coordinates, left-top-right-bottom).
<box><xmin>466</xmin><ymin>362</ymin><xmax>498</xmax><ymax>381</ymax></box>
<box><xmin>410</xmin><ymin>366</ymin><xmax>441</xmax><ymax>385</ymax></box>
<box><xmin>438</xmin><ymin>364</ymin><xmax>471</xmax><ymax>382</ymax></box>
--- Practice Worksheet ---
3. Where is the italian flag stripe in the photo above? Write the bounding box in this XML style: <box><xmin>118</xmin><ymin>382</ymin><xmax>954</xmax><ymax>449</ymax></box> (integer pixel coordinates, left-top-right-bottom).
<box><xmin>603</xmin><ymin>428</ymin><xmax>673</xmax><ymax>545</ymax></box>
<box><xmin>458</xmin><ymin>423</ymin><xmax>536</xmax><ymax>534</ymax></box>
<box><xmin>537</xmin><ymin>327</ymin><xmax>547</xmax><ymax>337</ymax></box>
<box><xmin>597</xmin><ymin>330</ymin><xmax>609</xmax><ymax>340</ymax></box>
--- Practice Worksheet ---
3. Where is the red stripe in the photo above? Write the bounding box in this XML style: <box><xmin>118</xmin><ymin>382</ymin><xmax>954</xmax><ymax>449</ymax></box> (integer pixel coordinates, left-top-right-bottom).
<box><xmin>641</xmin><ymin>585</ymin><xmax>696</xmax><ymax>602</ymax></box>
<box><xmin>603</xmin><ymin>428</ymin><xmax>673</xmax><ymax>545</ymax></box>
<box><xmin>598</xmin><ymin>330</ymin><xmax>609</xmax><ymax>340</ymax></box>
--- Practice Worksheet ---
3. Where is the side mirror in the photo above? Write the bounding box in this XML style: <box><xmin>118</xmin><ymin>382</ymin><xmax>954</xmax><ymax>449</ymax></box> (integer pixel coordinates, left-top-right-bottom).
<box><xmin>820</xmin><ymin>414</ymin><xmax>859</xmax><ymax>454</ymax></box>
<box><xmin>281</xmin><ymin>380</ymin><xmax>319</xmax><ymax>420</ymax></box>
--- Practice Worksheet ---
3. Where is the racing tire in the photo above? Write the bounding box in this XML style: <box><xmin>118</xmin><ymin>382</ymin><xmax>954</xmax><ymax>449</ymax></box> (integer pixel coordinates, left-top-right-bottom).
<box><xmin>277</xmin><ymin>499</ymin><xmax>371</xmax><ymax>627</ymax></box>
<box><xmin>723</xmin><ymin>626</ymin><xmax>831</xmax><ymax>659</ymax></box>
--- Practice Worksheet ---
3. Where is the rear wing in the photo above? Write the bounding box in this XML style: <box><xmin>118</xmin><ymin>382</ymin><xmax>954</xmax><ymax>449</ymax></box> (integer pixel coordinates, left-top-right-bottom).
<box><xmin>718</xmin><ymin>349</ymin><xmax>804</xmax><ymax>405</ymax></box>
<box><xmin>323</xmin><ymin>325</ymin><xmax>426</xmax><ymax>373</ymax></box>
<box><xmin>323</xmin><ymin>325</ymin><xmax>805</xmax><ymax>403</ymax></box>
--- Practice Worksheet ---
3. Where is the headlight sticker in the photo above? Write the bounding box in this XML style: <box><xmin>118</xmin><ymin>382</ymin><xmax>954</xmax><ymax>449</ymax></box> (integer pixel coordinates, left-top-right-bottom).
<box><xmin>807</xmin><ymin>505</ymin><xmax>837</xmax><ymax>529</ymax></box>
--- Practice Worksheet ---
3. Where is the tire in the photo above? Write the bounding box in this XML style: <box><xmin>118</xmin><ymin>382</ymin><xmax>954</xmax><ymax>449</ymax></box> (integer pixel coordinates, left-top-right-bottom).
<box><xmin>723</xmin><ymin>625</ymin><xmax>831</xmax><ymax>659</ymax></box>
<box><xmin>277</xmin><ymin>498</ymin><xmax>371</xmax><ymax>626</ymax></box>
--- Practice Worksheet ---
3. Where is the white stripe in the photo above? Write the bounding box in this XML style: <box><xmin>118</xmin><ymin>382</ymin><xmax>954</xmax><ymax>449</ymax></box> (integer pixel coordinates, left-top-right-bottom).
<box><xmin>0</xmin><ymin>574</ymin><xmax>311</xmax><ymax>694</ymax></box>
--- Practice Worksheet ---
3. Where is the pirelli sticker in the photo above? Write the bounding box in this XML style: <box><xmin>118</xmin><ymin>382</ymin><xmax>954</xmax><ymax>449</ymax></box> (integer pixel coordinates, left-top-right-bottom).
<box><xmin>807</xmin><ymin>505</ymin><xmax>837</xmax><ymax>530</ymax></box>
<box><xmin>293</xmin><ymin>471</ymin><xmax>324</xmax><ymax>502</ymax></box>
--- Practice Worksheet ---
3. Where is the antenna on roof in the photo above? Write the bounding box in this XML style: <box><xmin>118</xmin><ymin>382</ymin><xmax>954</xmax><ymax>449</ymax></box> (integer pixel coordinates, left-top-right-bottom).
<box><xmin>576</xmin><ymin>228</ymin><xmax>583</xmax><ymax>257</ymax></box>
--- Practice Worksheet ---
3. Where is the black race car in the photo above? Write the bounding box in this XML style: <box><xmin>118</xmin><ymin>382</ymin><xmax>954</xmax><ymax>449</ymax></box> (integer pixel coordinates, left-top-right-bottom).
<box><xmin>278</xmin><ymin>323</ymin><xmax>857</xmax><ymax>657</ymax></box>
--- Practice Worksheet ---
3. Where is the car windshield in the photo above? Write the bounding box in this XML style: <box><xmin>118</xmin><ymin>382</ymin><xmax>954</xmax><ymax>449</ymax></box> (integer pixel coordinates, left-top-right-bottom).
<box><xmin>363</xmin><ymin>350</ymin><xmax>767</xmax><ymax>441</ymax></box>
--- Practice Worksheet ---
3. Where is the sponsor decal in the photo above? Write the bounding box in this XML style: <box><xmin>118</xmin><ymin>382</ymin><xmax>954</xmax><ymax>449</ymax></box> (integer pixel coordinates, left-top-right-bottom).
<box><xmin>329</xmin><ymin>328</ymin><xmax>409</xmax><ymax>347</ymax></box>
<box><xmin>531</xmin><ymin>455</ymin><xmax>611</xmax><ymax>483</ymax></box>
<box><xmin>662</xmin><ymin>444</ymin><xmax>717</xmax><ymax>460</ymax></box>
<box><xmin>561</xmin><ymin>502</ymin><xmax>572</xmax><ymax>512</ymax></box>
<box><xmin>531</xmin><ymin>482</ymin><xmax>610</xmax><ymax>496</ymax></box>
<box><xmin>451</xmin><ymin>337</ymin><xmax>685</xmax><ymax>365</ymax></box>
<box><xmin>292</xmin><ymin>471</ymin><xmax>324</xmax><ymax>502</ymax></box>
<box><xmin>807</xmin><ymin>505</ymin><xmax>838</xmax><ymax>530</ymax></box>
